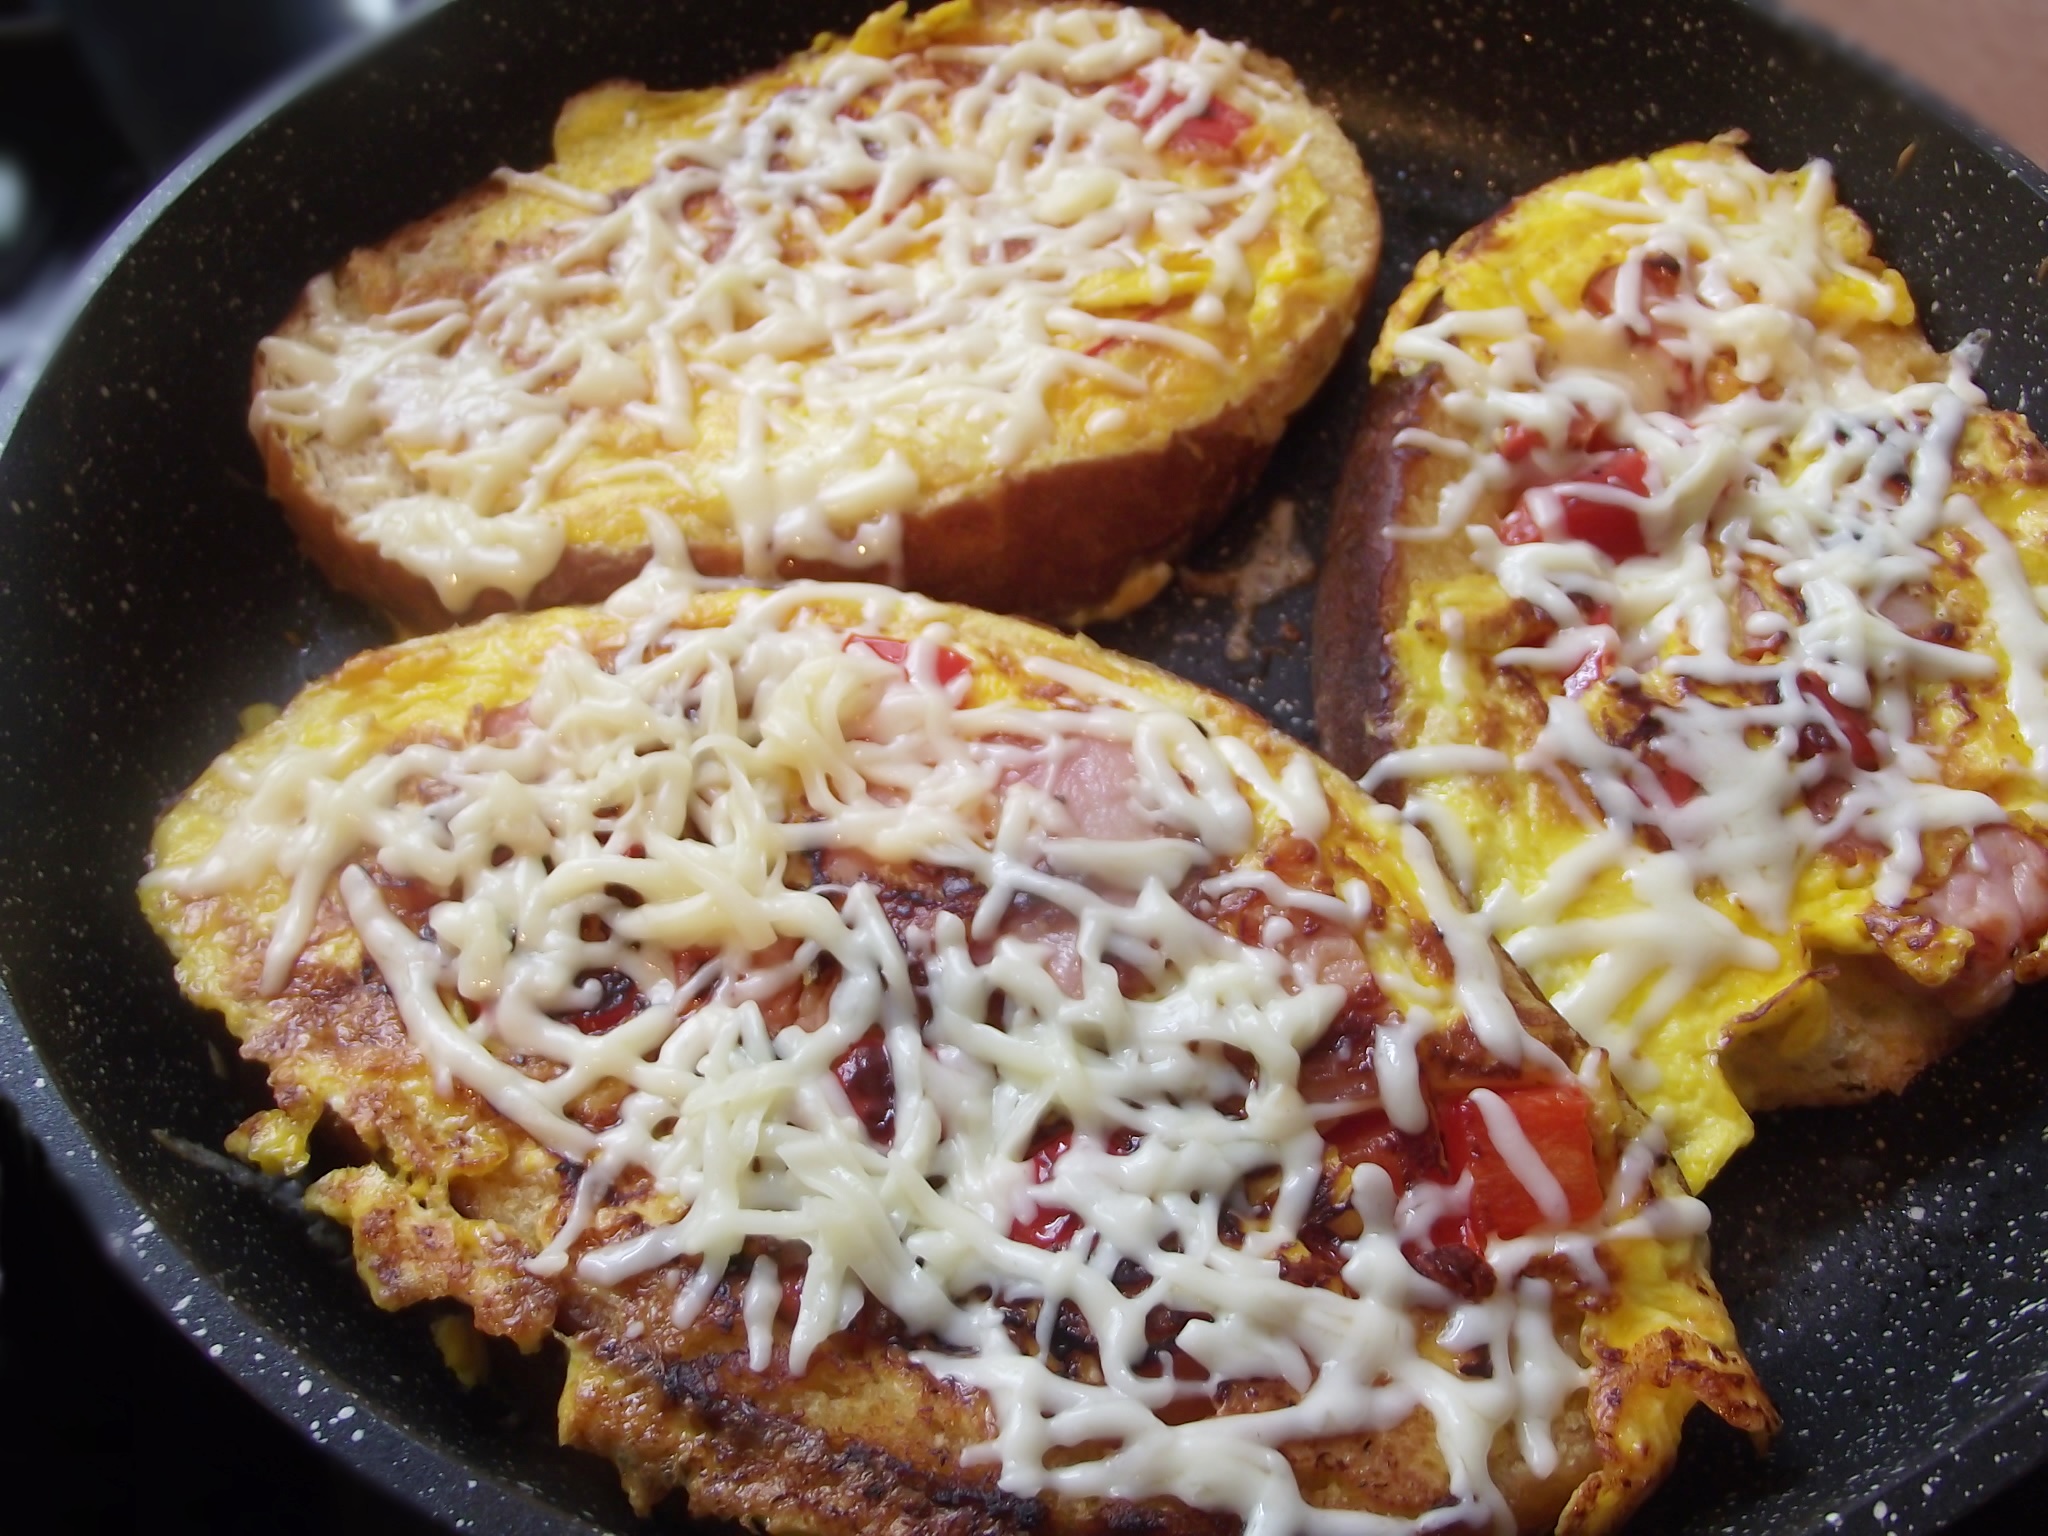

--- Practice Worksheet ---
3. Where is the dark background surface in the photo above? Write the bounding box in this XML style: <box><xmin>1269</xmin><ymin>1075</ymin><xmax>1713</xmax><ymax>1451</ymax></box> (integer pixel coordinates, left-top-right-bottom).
<box><xmin>0</xmin><ymin>0</ymin><xmax>380</xmax><ymax>378</ymax></box>
<box><xmin>5</xmin><ymin>2</ymin><xmax>2048</xmax><ymax>1534</ymax></box>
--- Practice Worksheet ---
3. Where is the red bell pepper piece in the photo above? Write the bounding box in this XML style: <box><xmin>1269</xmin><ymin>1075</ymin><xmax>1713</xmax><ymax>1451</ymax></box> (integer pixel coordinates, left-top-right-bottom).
<box><xmin>845</xmin><ymin>634</ymin><xmax>971</xmax><ymax>686</ymax></box>
<box><xmin>1011</xmin><ymin>1124</ymin><xmax>1081</xmax><ymax>1250</ymax></box>
<box><xmin>832</xmin><ymin>1027</ymin><xmax>896</xmax><ymax>1146</ymax></box>
<box><xmin>1498</xmin><ymin>423</ymin><xmax>1543</xmax><ymax>462</ymax></box>
<box><xmin>1557</xmin><ymin>449</ymin><xmax>1650</xmax><ymax>561</ymax></box>
<box><xmin>1797</xmin><ymin>673</ymin><xmax>1881</xmax><ymax>772</ymax></box>
<box><xmin>1503</xmin><ymin>449</ymin><xmax>1651</xmax><ymax>561</ymax></box>
<box><xmin>559</xmin><ymin>969</ymin><xmax>642</xmax><ymax>1035</ymax></box>
<box><xmin>1440</xmin><ymin>1084</ymin><xmax>1603</xmax><ymax>1242</ymax></box>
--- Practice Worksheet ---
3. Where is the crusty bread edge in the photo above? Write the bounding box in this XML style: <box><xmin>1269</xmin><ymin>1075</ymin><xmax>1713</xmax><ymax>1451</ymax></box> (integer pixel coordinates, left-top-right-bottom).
<box><xmin>1720</xmin><ymin>954</ymin><xmax>1986</xmax><ymax>1110</ymax></box>
<box><xmin>1310</xmin><ymin>365</ymin><xmax>1429</xmax><ymax>779</ymax></box>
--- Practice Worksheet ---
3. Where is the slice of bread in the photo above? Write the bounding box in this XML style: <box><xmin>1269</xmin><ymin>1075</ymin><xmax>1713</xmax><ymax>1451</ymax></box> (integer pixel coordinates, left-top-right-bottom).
<box><xmin>1313</xmin><ymin>141</ymin><xmax>2048</xmax><ymax>1188</ymax></box>
<box><xmin>142</xmin><ymin>580</ymin><xmax>1769</xmax><ymax>1535</ymax></box>
<box><xmin>251</xmin><ymin>0</ymin><xmax>1377</xmax><ymax>632</ymax></box>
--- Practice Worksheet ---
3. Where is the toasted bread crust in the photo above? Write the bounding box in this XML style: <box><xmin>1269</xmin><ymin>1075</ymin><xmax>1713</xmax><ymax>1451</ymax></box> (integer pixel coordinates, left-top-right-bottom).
<box><xmin>1310</xmin><ymin>367</ymin><xmax>1430</xmax><ymax>780</ymax></box>
<box><xmin>1315</xmin><ymin>307</ymin><xmax>2048</xmax><ymax>1144</ymax></box>
<box><xmin>251</xmin><ymin>4</ymin><xmax>1379</xmax><ymax>632</ymax></box>
<box><xmin>1718</xmin><ymin>955</ymin><xmax>1984</xmax><ymax>1109</ymax></box>
<box><xmin>145</xmin><ymin>594</ymin><xmax>1768</xmax><ymax>1535</ymax></box>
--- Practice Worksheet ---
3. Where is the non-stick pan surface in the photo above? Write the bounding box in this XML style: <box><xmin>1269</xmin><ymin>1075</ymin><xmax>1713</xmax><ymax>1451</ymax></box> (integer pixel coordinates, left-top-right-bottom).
<box><xmin>4</xmin><ymin>1</ymin><xmax>2047</xmax><ymax>1532</ymax></box>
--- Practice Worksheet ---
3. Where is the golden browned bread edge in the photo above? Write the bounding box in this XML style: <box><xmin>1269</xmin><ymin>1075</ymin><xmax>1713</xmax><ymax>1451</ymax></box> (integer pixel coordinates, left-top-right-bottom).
<box><xmin>1720</xmin><ymin>955</ymin><xmax>1984</xmax><ymax>1108</ymax></box>
<box><xmin>250</xmin><ymin>18</ymin><xmax>1379</xmax><ymax>634</ymax></box>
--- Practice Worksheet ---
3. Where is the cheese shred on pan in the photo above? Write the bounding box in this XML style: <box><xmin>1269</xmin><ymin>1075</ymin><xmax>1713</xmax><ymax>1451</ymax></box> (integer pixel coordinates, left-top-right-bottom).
<box><xmin>143</xmin><ymin>570</ymin><xmax>1769</xmax><ymax>1534</ymax></box>
<box><xmin>1349</xmin><ymin>141</ymin><xmax>2048</xmax><ymax>1187</ymax></box>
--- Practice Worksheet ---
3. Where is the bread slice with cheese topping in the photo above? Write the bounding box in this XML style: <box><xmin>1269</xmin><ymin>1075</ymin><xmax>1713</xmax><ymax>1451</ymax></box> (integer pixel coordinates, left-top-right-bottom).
<box><xmin>250</xmin><ymin>0</ymin><xmax>1377</xmax><ymax>632</ymax></box>
<box><xmin>142</xmin><ymin>575</ymin><xmax>1769</xmax><ymax>1535</ymax></box>
<box><xmin>1313</xmin><ymin>140</ymin><xmax>2048</xmax><ymax>1189</ymax></box>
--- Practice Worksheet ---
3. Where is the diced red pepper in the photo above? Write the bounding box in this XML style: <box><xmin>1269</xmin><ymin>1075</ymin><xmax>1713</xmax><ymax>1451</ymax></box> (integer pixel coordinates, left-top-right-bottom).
<box><xmin>1498</xmin><ymin>423</ymin><xmax>1543</xmax><ymax>462</ymax></box>
<box><xmin>1499</xmin><ymin>505</ymin><xmax>1542</xmax><ymax>546</ymax></box>
<box><xmin>1502</xmin><ymin>447</ymin><xmax>1648</xmax><ymax>559</ymax></box>
<box><xmin>832</xmin><ymin>1027</ymin><xmax>896</xmax><ymax>1147</ymax></box>
<box><xmin>845</xmin><ymin>633</ymin><xmax>971</xmax><ymax>687</ymax></box>
<box><xmin>1320</xmin><ymin>1108</ymin><xmax>1435</xmax><ymax>1196</ymax></box>
<box><xmin>1026</xmin><ymin>1124</ymin><xmax>1072</xmax><ymax>1185</ymax></box>
<box><xmin>1563</xmin><ymin>598</ymin><xmax>1618</xmax><ymax>698</ymax></box>
<box><xmin>1010</xmin><ymin>1207</ymin><xmax>1084</xmax><ymax>1250</ymax></box>
<box><xmin>1440</xmin><ymin>1084</ymin><xmax>1603</xmax><ymax>1243</ymax></box>
<box><xmin>1010</xmin><ymin>1123</ymin><xmax>1082</xmax><ymax>1249</ymax></box>
<box><xmin>1557</xmin><ymin>448</ymin><xmax>1650</xmax><ymax>561</ymax></box>
<box><xmin>558</xmin><ymin>969</ymin><xmax>642</xmax><ymax>1035</ymax></box>
<box><xmin>1796</xmin><ymin>673</ymin><xmax>1881</xmax><ymax>772</ymax></box>
<box><xmin>1560</xmin><ymin>499</ymin><xmax>1649</xmax><ymax>562</ymax></box>
<box><xmin>1563</xmin><ymin>642</ymin><xmax>1611</xmax><ymax>700</ymax></box>
<box><xmin>1645</xmin><ymin>750</ymin><xmax>1700</xmax><ymax>808</ymax></box>
<box><xmin>1556</xmin><ymin>409</ymin><xmax>1627</xmax><ymax>454</ymax></box>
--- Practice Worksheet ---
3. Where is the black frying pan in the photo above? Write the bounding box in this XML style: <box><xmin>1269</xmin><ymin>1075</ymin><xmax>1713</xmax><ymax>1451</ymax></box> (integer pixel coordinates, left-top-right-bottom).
<box><xmin>3</xmin><ymin>2</ymin><xmax>2047</xmax><ymax>1532</ymax></box>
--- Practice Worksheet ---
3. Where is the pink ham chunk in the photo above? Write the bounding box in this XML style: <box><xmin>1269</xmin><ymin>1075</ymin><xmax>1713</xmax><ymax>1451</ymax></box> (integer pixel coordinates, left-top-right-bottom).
<box><xmin>1918</xmin><ymin>825</ymin><xmax>2048</xmax><ymax>1014</ymax></box>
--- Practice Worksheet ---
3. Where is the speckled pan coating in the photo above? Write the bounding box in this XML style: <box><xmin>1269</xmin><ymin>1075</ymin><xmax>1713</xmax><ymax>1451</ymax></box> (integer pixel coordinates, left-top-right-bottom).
<box><xmin>1</xmin><ymin>2</ymin><xmax>2045</xmax><ymax>1534</ymax></box>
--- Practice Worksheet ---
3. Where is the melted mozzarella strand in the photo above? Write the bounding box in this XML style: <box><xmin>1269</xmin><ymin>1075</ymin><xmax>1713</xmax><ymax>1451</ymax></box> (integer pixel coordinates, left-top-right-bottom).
<box><xmin>1382</xmin><ymin>148</ymin><xmax>2046</xmax><ymax>1072</ymax></box>
<box><xmin>252</xmin><ymin>4</ymin><xmax>1297</xmax><ymax>611</ymax></box>
<box><xmin>153</xmin><ymin>576</ymin><xmax>1684</xmax><ymax>1530</ymax></box>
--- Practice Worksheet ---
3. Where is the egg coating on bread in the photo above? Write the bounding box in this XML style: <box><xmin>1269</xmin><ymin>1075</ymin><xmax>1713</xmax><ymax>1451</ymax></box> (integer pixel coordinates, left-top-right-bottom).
<box><xmin>1316</xmin><ymin>141</ymin><xmax>2048</xmax><ymax>1188</ymax></box>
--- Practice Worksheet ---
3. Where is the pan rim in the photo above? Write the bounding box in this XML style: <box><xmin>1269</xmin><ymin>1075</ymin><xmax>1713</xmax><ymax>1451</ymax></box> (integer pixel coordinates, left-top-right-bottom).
<box><xmin>1740</xmin><ymin>0</ymin><xmax>2048</xmax><ymax>202</ymax></box>
<box><xmin>0</xmin><ymin>0</ymin><xmax>454</xmax><ymax>460</ymax></box>
<box><xmin>0</xmin><ymin>1</ymin><xmax>614</xmax><ymax>1528</ymax></box>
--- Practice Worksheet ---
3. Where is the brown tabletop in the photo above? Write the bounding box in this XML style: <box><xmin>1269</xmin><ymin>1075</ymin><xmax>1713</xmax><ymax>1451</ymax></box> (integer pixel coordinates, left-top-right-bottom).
<box><xmin>1781</xmin><ymin>0</ymin><xmax>2048</xmax><ymax>166</ymax></box>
